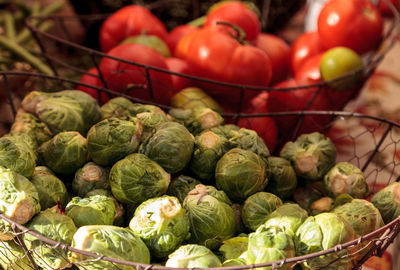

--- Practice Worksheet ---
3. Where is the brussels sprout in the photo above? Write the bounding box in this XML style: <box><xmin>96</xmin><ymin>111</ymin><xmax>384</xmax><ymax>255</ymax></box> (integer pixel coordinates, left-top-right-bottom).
<box><xmin>65</xmin><ymin>195</ymin><xmax>116</xmax><ymax>227</ymax></box>
<box><xmin>247</xmin><ymin>225</ymin><xmax>295</xmax><ymax>270</ymax></box>
<box><xmin>38</xmin><ymin>131</ymin><xmax>88</xmax><ymax>175</ymax></box>
<box><xmin>292</xmin><ymin>182</ymin><xmax>325</xmax><ymax>213</ymax></box>
<box><xmin>266</xmin><ymin>156</ymin><xmax>297</xmax><ymax>200</ymax></box>
<box><xmin>109</xmin><ymin>153</ymin><xmax>170</xmax><ymax>205</ymax></box>
<box><xmin>241</xmin><ymin>192</ymin><xmax>283</xmax><ymax>232</ymax></box>
<box><xmin>216</xmin><ymin>148</ymin><xmax>269</xmax><ymax>202</ymax></box>
<box><xmin>22</xmin><ymin>90</ymin><xmax>102</xmax><ymax>135</ymax></box>
<box><xmin>31</xmin><ymin>166</ymin><xmax>68</xmax><ymax>210</ymax></box>
<box><xmin>24</xmin><ymin>209</ymin><xmax>77</xmax><ymax>270</ymax></box>
<box><xmin>101</xmin><ymin>97</ymin><xmax>136</xmax><ymax>119</ymax></box>
<box><xmin>129</xmin><ymin>196</ymin><xmax>190</xmax><ymax>258</ymax></box>
<box><xmin>87</xmin><ymin>117</ymin><xmax>142</xmax><ymax>166</ymax></box>
<box><xmin>184</xmin><ymin>184</ymin><xmax>236</xmax><ymax>249</ymax></box>
<box><xmin>210</xmin><ymin>124</ymin><xmax>241</xmax><ymax>139</ymax></box>
<box><xmin>264</xmin><ymin>203</ymin><xmax>308</xmax><ymax>238</ymax></box>
<box><xmin>219</xmin><ymin>236</ymin><xmax>248</xmax><ymax>261</ymax></box>
<box><xmin>280</xmin><ymin>132</ymin><xmax>336</xmax><ymax>181</ymax></box>
<box><xmin>166</xmin><ymin>175</ymin><xmax>202</xmax><ymax>203</ymax></box>
<box><xmin>310</xmin><ymin>197</ymin><xmax>334</xmax><ymax>215</ymax></box>
<box><xmin>69</xmin><ymin>225</ymin><xmax>150</xmax><ymax>269</ymax></box>
<box><xmin>222</xmin><ymin>258</ymin><xmax>247</xmax><ymax>266</ymax></box>
<box><xmin>84</xmin><ymin>189</ymin><xmax>125</xmax><ymax>227</ymax></box>
<box><xmin>189</xmin><ymin>130</ymin><xmax>232</xmax><ymax>181</ymax></box>
<box><xmin>139</xmin><ymin>122</ymin><xmax>194</xmax><ymax>174</ymax></box>
<box><xmin>371</xmin><ymin>182</ymin><xmax>400</xmax><ymax>224</ymax></box>
<box><xmin>229</xmin><ymin>128</ymin><xmax>270</xmax><ymax>158</ymax></box>
<box><xmin>170</xmin><ymin>87</ymin><xmax>223</xmax><ymax>113</ymax></box>
<box><xmin>0</xmin><ymin>219</ymin><xmax>13</xmax><ymax>241</ymax></box>
<box><xmin>131</xmin><ymin>103</ymin><xmax>166</xmax><ymax>115</ymax></box>
<box><xmin>333</xmin><ymin>199</ymin><xmax>384</xmax><ymax>237</ymax></box>
<box><xmin>295</xmin><ymin>213</ymin><xmax>356</xmax><ymax>269</ymax></box>
<box><xmin>0</xmin><ymin>167</ymin><xmax>40</xmax><ymax>226</ymax></box>
<box><xmin>136</xmin><ymin>111</ymin><xmax>169</xmax><ymax>141</ymax></box>
<box><xmin>324</xmin><ymin>162</ymin><xmax>369</xmax><ymax>199</ymax></box>
<box><xmin>169</xmin><ymin>107</ymin><xmax>224</xmax><ymax>135</ymax></box>
<box><xmin>165</xmin><ymin>244</ymin><xmax>222</xmax><ymax>268</ymax></box>
<box><xmin>0</xmin><ymin>134</ymin><xmax>37</xmax><ymax>178</ymax></box>
<box><xmin>72</xmin><ymin>162</ymin><xmax>110</xmax><ymax>197</ymax></box>
<box><xmin>0</xmin><ymin>239</ymin><xmax>31</xmax><ymax>270</ymax></box>
<box><xmin>10</xmin><ymin>111</ymin><xmax>52</xmax><ymax>146</ymax></box>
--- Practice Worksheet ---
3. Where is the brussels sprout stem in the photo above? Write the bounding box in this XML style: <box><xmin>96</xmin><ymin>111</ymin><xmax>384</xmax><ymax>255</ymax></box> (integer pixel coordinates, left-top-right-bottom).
<box><xmin>4</xmin><ymin>12</ymin><xmax>15</xmax><ymax>40</ymax></box>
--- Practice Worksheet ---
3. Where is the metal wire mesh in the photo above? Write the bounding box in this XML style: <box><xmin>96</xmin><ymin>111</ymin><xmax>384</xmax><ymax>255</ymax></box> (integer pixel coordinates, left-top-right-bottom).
<box><xmin>0</xmin><ymin>71</ymin><xmax>400</xmax><ymax>270</ymax></box>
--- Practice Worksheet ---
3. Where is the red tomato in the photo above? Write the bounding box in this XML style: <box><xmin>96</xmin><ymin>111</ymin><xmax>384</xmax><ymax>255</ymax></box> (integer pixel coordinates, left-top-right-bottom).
<box><xmin>378</xmin><ymin>0</ymin><xmax>400</xmax><ymax>16</ymax></box>
<box><xmin>255</xmin><ymin>33</ymin><xmax>291</xmax><ymax>84</ymax></box>
<box><xmin>238</xmin><ymin>91</ymin><xmax>278</xmax><ymax>153</ymax></box>
<box><xmin>203</xmin><ymin>1</ymin><xmax>261</xmax><ymax>41</ymax></box>
<box><xmin>166</xmin><ymin>25</ymin><xmax>198</xmax><ymax>56</ymax></box>
<box><xmin>77</xmin><ymin>68</ymin><xmax>109</xmax><ymax>104</ymax></box>
<box><xmin>99</xmin><ymin>5</ymin><xmax>168</xmax><ymax>53</ymax></box>
<box><xmin>165</xmin><ymin>57</ymin><xmax>193</xmax><ymax>92</ymax></box>
<box><xmin>294</xmin><ymin>53</ymin><xmax>324</xmax><ymax>83</ymax></box>
<box><xmin>317</xmin><ymin>0</ymin><xmax>383</xmax><ymax>55</ymax></box>
<box><xmin>267</xmin><ymin>78</ymin><xmax>332</xmax><ymax>139</ymax></box>
<box><xmin>289</xmin><ymin>31</ymin><xmax>324</xmax><ymax>74</ymax></box>
<box><xmin>99</xmin><ymin>43</ymin><xmax>173</xmax><ymax>105</ymax></box>
<box><xmin>176</xmin><ymin>25</ymin><xmax>272</xmax><ymax>110</ymax></box>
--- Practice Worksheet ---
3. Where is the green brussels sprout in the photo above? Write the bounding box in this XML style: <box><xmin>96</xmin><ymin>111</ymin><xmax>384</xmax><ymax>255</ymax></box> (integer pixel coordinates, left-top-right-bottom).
<box><xmin>109</xmin><ymin>153</ymin><xmax>170</xmax><ymax>205</ymax></box>
<box><xmin>184</xmin><ymin>184</ymin><xmax>236</xmax><ymax>249</ymax></box>
<box><xmin>216</xmin><ymin>148</ymin><xmax>269</xmax><ymax>202</ymax></box>
<box><xmin>222</xmin><ymin>258</ymin><xmax>247</xmax><ymax>266</ymax></box>
<box><xmin>136</xmin><ymin>111</ymin><xmax>169</xmax><ymax>141</ymax></box>
<box><xmin>266</xmin><ymin>156</ymin><xmax>297</xmax><ymax>200</ymax></box>
<box><xmin>38</xmin><ymin>131</ymin><xmax>88</xmax><ymax>175</ymax></box>
<box><xmin>0</xmin><ymin>167</ymin><xmax>40</xmax><ymax>226</ymax></box>
<box><xmin>0</xmin><ymin>219</ymin><xmax>13</xmax><ymax>241</ymax></box>
<box><xmin>0</xmin><ymin>239</ymin><xmax>31</xmax><ymax>270</ymax></box>
<box><xmin>0</xmin><ymin>134</ymin><xmax>37</xmax><ymax>178</ymax></box>
<box><xmin>166</xmin><ymin>175</ymin><xmax>202</xmax><ymax>203</ymax></box>
<box><xmin>210</xmin><ymin>124</ymin><xmax>241</xmax><ymax>139</ymax></box>
<box><xmin>10</xmin><ymin>111</ymin><xmax>52</xmax><ymax>146</ymax></box>
<box><xmin>264</xmin><ymin>203</ymin><xmax>309</xmax><ymax>238</ymax></box>
<box><xmin>333</xmin><ymin>199</ymin><xmax>384</xmax><ymax>237</ymax></box>
<box><xmin>165</xmin><ymin>244</ymin><xmax>222</xmax><ymax>268</ymax></box>
<box><xmin>242</xmin><ymin>192</ymin><xmax>283</xmax><ymax>232</ymax></box>
<box><xmin>292</xmin><ymin>182</ymin><xmax>325</xmax><ymax>213</ymax></box>
<box><xmin>310</xmin><ymin>197</ymin><xmax>334</xmax><ymax>215</ymax></box>
<box><xmin>22</xmin><ymin>90</ymin><xmax>102</xmax><ymax>135</ymax></box>
<box><xmin>229</xmin><ymin>128</ymin><xmax>270</xmax><ymax>158</ymax></box>
<box><xmin>129</xmin><ymin>196</ymin><xmax>190</xmax><ymax>258</ymax></box>
<box><xmin>101</xmin><ymin>97</ymin><xmax>136</xmax><ymax>119</ymax></box>
<box><xmin>87</xmin><ymin>117</ymin><xmax>142</xmax><ymax>166</ymax></box>
<box><xmin>280</xmin><ymin>132</ymin><xmax>336</xmax><ymax>181</ymax></box>
<box><xmin>324</xmin><ymin>162</ymin><xmax>369</xmax><ymax>199</ymax></box>
<box><xmin>219</xmin><ymin>236</ymin><xmax>248</xmax><ymax>261</ymax></box>
<box><xmin>189</xmin><ymin>130</ymin><xmax>232</xmax><ymax>181</ymax></box>
<box><xmin>295</xmin><ymin>212</ymin><xmax>356</xmax><ymax>270</ymax></box>
<box><xmin>169</xmin><ymin>107</ymin><xmax>224</xmax><ymax>135</ymax></box>
<box><xmin>131</xmin><ymin>103</ymin><xmax>166</xmax><ymax>115</ymax></box>
<box><xmin>170</xmin><ymin>87</ymin><xmax>223</xmax><ymax>113</ymax></box>
<box><xmin>247</xmin><ymin>225</ymin><xmax>295</xmax><ymax>270</ymax></box>
<box><xmin>65</xmin><ymin>195</ymin><xmax>116</xmax><ymax>227</ymax></box>
<box><xmin>84</xmin><ymin>189</ymin><xmax>125</xmax><ymax>227</ymax></box>
<box><xmin>371</xmin><ymin>182</ymin><xmax>400</xmax><ymax>224</ymax></box>
<box><xmin>72</xmin><ymin>162</ymin><xmax>110</xmax><ymax>197</ymax></box>
<box><xmin>139</xmin><ymin>121</ymin><xmax>194</xmax><ymax>174</ymax></box>
<box><xmin>31</xmin><ymin>166</ymin><xmax>68</xmax><ymax>210</ymax></box>
<box><xmin>69</xmin><ymin>225</ymin><xmax>150</xmax><ymax>269</ymax></box>
<box><xmin>24</xmin><ymin>208</ymin><xmax>77</xmax><ymax>270</ymax></box>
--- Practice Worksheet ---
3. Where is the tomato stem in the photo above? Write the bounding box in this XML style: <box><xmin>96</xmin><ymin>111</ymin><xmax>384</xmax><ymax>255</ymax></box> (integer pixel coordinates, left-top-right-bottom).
<box><xmin>216</xmin><ymin>21</ymin><xmax>247</xmax><ymax>44</ymax></box>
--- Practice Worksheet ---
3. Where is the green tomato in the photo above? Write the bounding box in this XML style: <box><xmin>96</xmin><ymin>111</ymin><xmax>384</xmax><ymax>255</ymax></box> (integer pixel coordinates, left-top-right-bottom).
<box><xmin>320</xmin><ymin>46</ymin><xmax>364</xmax><ymax>91</ymax></box>
<box><xmin>121</xmin><ymin>34</ymin><xmax>171</xmax><ymax>58</ymax></box>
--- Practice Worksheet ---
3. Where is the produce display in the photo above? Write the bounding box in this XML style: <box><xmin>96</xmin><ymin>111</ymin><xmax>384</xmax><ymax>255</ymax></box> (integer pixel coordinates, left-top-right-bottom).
<box><xmin>0</xmin><ymin>0</ymin><xmax>400</xmax><ymax>269</ymax></box>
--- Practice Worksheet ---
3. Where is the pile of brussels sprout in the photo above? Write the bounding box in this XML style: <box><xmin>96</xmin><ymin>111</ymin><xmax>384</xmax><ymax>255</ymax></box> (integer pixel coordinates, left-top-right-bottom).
<box><xmin>0</xmin><ymin>89</ymin><xmax>399</xmax><ymax>270</ymax></box>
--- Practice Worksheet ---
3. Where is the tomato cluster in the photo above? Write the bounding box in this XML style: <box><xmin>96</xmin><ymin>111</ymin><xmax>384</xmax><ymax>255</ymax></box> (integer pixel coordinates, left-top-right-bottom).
<box><xmin>78</xmin><ymin>0</ymin><xmax>386</xmax><ymax>152</ymax></box>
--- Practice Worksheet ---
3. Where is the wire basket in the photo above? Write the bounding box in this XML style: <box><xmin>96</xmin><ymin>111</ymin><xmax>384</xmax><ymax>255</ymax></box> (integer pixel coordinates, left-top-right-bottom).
<box><xmin>1</xmin><ymin>71</ymin><xmax>400</xmax><ymax>270</ymax></box>
<box><xmin>22</xmin><ymin>0</ymin><xmax>400</xmax><ymax>146</ymax></box>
